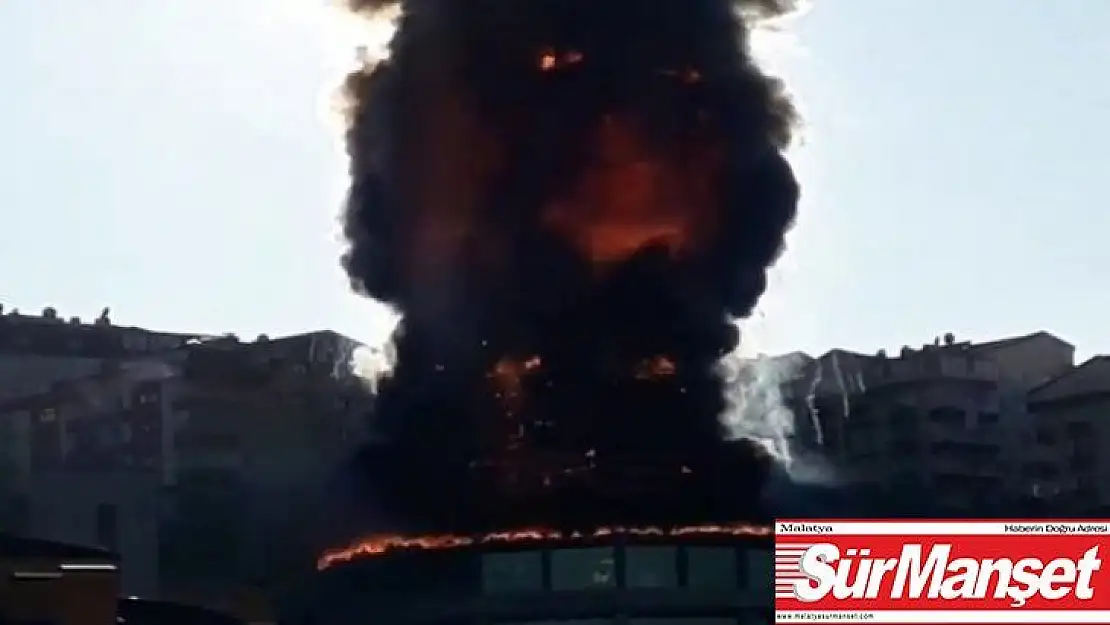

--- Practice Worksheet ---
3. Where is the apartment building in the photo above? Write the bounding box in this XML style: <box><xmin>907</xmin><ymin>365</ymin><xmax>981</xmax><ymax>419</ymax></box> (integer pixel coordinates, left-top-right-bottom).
<box><xmin>1026</xmin><ymin>356</ymin><xmax>1110</xmax><ymax>512</ymax></box>
<box><xmin>0</xmin><ymin>305</ymin><xmax>206</xmax><ymax>538</ymax></box>
<box><xmin>0</xmin><ymin>304</ymin><xmax>207</xmax><ymax>400</ymax></box>
<box><xmin>0</xmin><ymin>330</ymin><xmax>373</xmax><ymax>599</ymax></box>
<box><xmin>799</xmin><ymin>331</ymin><xmax>1075</xmax><ymax>511</ymax></box>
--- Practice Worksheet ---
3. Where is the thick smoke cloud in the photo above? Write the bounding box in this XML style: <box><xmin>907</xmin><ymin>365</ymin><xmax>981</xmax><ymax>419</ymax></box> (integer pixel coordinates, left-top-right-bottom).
<box><xmin>337</xmin><ymin>0</ymin><xmax>802</xmax><ymax>532</ymax></box>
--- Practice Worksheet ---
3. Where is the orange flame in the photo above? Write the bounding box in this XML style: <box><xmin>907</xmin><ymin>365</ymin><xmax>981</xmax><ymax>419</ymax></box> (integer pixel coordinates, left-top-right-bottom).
<box><xmin>634</xmin><ymin>355</ymin><xmax>677</xmax><ymax>379</ymax></box>
<box><xmin>542</xmin><ymin>115</ymin><xmax>721</xmax><ymax>268</ymax></box>
<box><xmin>539</xmin><ymin>48</ymin><xmax>584</xmax><ymax>72</ymax></box>
<box><xmin>317</xmin><ymin>523</ymin><xmax>772</xmax><ymax>570</ymax></box>
<box><xmin>488</xmin><ymin>356</ymin><xmax>542</xmax><ymax>411</ymax></box>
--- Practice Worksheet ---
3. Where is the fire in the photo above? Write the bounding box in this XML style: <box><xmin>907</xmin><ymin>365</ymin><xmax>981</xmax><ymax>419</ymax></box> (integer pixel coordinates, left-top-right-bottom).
<box><xmin>660</xmin><ymin>67</ymin><xmax>703</xmax><ymax>85</ymax></box>
<box><xmin>634</xmin><ymin>355</ymin><xmax>677</xmax><ymax>379</ymax></box>
<box><xmin>317</xmin><ymin>523</ymin><xmax>772</xmax><ymax>570</ymax></box>
<box><xmin>488</xmin><ymin>356</ymin><xmax>542</xmax><ymax>410</ymax></box>
<box><xmin>542</xmin><ymin>115</ymin><xmax>721</xmax><ymax>267</ymax></box>
<box><xmin>539</xmin><ymin>48</ymin><xmax>584</xmax><ymax>72</ymax></box>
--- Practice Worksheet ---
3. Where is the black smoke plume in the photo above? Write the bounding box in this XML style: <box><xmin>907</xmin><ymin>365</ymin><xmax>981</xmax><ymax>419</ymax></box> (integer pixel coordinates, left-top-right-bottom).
<box><xmin>337</xmin><ymin>0</ymin><xmax>802</xmax><ymax>533</ymax></box>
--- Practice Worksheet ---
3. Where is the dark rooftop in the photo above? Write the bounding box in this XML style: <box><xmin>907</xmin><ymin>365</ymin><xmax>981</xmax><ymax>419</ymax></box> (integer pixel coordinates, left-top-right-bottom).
<box><xmin>0</xmin><ymin>532</ymin><xmax>119</xmax><ymax>561</ymax></box>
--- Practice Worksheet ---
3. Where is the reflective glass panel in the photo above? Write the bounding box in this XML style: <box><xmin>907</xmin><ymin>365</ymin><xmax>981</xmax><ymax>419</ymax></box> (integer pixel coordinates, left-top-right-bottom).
<box><xmin>551</xmin><ymin>547</ymin><xmax>617</xmax><ymax>590</ymax></box>
<box><xmin>625</xmin><ymin>546</ymin><xmax>678</xmax><ymax>588</ymax></box>
<box><xmin>745</xmin><ymin>547</ymin><xmax>773</xmax><ymax>596</ymax></box>
<box><xmin>686</xmin><ymin>546</ymin><xmax>737</xmax><ymax>589</ymax></box>
<box><xmin>482</xmin><ymin>550</ymin><xmax>543</xmax><ymax>592</ymax></box>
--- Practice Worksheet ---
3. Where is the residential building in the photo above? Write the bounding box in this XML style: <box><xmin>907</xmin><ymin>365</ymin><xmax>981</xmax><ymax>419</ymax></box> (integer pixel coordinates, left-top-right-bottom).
<box><xmin>1026</xmin><ymin>356</ymin><xmax>1110</xmax><ymax>512</ymax></box>
<box><xmin>0</xmin><ymin>304</ymin><xmax>207</xmax><ymax>400</ymax></box>
<box><xmin>796</xmin><ymin>331</ymin><xmax>1076</xmax><ymax>511</ymax></box>
<box><xmin>0</xmin><ymin>329</ymin><xmax>373</xmax><ymax>599</ymax></box>
<box><xmin>0</xmin><ymin>305</ymin><xmax>207</xmax><ymax>537</ymax></box>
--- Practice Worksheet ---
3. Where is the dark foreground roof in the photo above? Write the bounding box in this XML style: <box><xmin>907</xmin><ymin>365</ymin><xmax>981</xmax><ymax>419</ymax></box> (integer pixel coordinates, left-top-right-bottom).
<box><xmin>0</xmin><ymin>532</ymin><xmax>119</xmax><ymax>561</ymax></box>
<box><xmin>117</xmin><ymin>598</ymin><xmax>246</xmax><ymax>625</ymax></box>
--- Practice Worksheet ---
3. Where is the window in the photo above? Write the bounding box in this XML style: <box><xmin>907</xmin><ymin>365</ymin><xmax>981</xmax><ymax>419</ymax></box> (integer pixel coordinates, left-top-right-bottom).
<box><xmin>745</xmin><ymin>548</ymin><xmax>773</xmax><ymax>591</ymax></box>
<box><xmin>625</xmin><ymin>546</ymin><xmax>678</xmax><ymax>588</ymax></box>
<box><xmin>170</xmin><ymin>410</ymin><xmax>189</xmax><ymax>427</ymax></box>
<box><xmin>482</xmin><ymin>551</ymin><xmax>543</xmax><ymax>592</ymax></box>
<box><xmin>1035</xmin><ymin>428</ymin><xmax>1057</xmax><ymax>446</ymax></box>
<box><xmin>1067</xmin><ymin>421</ymin><xmax>1095</xmax><ymax>439</ymax></box>
<box><xmin>97</xmin><ymin>424</ymin><xmax>116</xmax><ymax>447</ymax></box>
<box><xmin>95</xmin><ymin>503</ymin><xmax>119</xmax><ymax>551</ymax></box>
<box><xmin>927</xmin><ymin>407</ymin><xmax>966</xmax><ymax>428</ymax></box>
<box><xmin>551</xmin><ymin>547</ymin><xmax>616</xmax><ymax>590</ymax></box>
<box><xmin>889</xmin><ymin>404</ymin><xmax>918</xmax><ymax>426</ymax></box>
<box><xmin>977</xmin><ymin>412</ymin><xmax>1000</xmax><ymax>426</ymax></box>
<box><xmin>686</xmin><ymin>547</ymin><xmax>737</xmax><ymax>589</ymax></box>
<box><xmin>890</xmin><ymin>438</ymin><xmax>920</xmax><ymax>455</ymax></box>
<box><xmin>1070</xmin><ymin>453</ymin><xmax>1096</xmax><ymax>472</ymax></box>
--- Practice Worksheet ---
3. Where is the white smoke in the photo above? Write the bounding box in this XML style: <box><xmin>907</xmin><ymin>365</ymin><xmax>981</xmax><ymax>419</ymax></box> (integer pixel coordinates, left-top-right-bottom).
<box><xmin>347</xmin><ymin>340</ymin><xmax>395</xmax><ymax>394</ymax></box>
<box><xmin>718</xmin><ymin>351</ymin><xmax>800</xmax><ymax>461</ymax></box>
<box><xmin>719</xmin><ymin>344</ymin><xmax>839</xmax><ymax>486</ymax></box>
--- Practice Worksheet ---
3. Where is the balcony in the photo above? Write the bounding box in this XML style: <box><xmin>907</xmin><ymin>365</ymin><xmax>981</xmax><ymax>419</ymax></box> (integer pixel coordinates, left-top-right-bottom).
<box><xmin>866</xmin><ymin>353</ymin><xmax>999</xmax><ymax>391</ymax></box>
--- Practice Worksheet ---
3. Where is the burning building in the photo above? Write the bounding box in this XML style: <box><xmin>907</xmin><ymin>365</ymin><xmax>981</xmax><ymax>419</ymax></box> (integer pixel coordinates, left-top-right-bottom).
<box><xmin>298</xmin><ymin>0</ymin><xmax>804</xmax><ymax>621</ymax></box>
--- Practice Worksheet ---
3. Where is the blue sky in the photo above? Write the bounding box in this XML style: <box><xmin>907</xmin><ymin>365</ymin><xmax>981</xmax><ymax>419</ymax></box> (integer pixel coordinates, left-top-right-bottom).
<box><xmin>1</xmin><ymin>1</ymin><xmax>1106</xmax><ymax>359</ymax></box>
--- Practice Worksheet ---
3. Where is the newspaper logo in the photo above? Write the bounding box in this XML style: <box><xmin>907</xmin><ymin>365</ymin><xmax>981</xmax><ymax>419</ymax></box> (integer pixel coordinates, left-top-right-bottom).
<box><xmin>774</xmin><ymin>541</ymin><xmax>811</xmax><ymax>601</ymax></box>
<box><xmin>774</xmin><ymin>520</ymin><xmax>1110</xmax><ymax>624</ymax></box>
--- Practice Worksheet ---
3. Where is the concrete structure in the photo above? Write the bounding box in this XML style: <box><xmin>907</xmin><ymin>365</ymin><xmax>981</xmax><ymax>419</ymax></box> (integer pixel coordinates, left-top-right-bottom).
<box><xmin>0</xmin><ymin>330</ymin><xmax>373</xmax><ymax>600</ymax></box>
<box><xmin>794</xmin><ymin>331</ymin><xmax>1076</xmax><ymax>511</ymax></box>
<box><xmin>1026</xmin><ymin>356</ymin><xmax>1110</xmax><ymax>512</ymax></box>
<box><xmin>0</xmin><ymin>304</ymin><xmax>207</xmax><ymax>401</ymax></box>
<box><xmin>0</xmin><ymin>306</ymin><xmax>206</xmax><ymax>537</ymax></box>
<box><xmin>300</xmin><ymin>533</ymin><xmax>773</xmax><ymax>625</ymax></box>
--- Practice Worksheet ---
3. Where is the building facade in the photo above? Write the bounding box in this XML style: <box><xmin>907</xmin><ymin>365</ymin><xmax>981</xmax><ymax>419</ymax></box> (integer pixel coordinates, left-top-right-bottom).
<box><xmin>795</xmin><ymin>331</ymin><xmax>1077</xmax><ymax>512</ymax></box>
<box><xmin>0</xmin><ymin>306</ymin><xmax>206</xmax><ymax>540</ymax></box>
<box><xmin>0</xmin><ymin>329</ymin><xmax>373</xmax><ymax>602</ymax></box>
<box><xmin>300</xmin><ymin>535</ymin><xmax>773</xmax><ymax>625</ymax></box>
<box><xmin>1026</xmin><ymin>356</ymin><xmax>1110</xmax><ymax>512</ymax></box>
<box><xmin>0</xmin><ymin>305</ymin><xmax>207</xmax><ymax>401</ymax></box>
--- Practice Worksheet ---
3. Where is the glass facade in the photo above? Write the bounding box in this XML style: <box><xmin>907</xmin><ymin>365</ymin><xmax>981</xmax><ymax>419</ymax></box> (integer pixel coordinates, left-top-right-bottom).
<box><xmin>483</xmin><ymin>551</ymin><xmax>544</xmax><ymax>592</ymax></box>
<box><xmin>686</xmin><ymin>547</ymin><xmax>737</xmax><ymax>589</ymax></box>
<box><xmin>624</xmin><ymin>546</ymin><xmax>678</xmax><ymax>588</ymax></box>
<box><xmin>481</xmin><ymin>545</ymin><xmax>770</xmax><ymax>593</ymax></box>
<box><xmin>745</xmin><ymin>549</ymin><xmax>773</xmax><ymax>597</ymax></box>
<box><xmin>551</xmin><ymin>547</ymin><xmax>617</xmax><ymax>590</ymax></box>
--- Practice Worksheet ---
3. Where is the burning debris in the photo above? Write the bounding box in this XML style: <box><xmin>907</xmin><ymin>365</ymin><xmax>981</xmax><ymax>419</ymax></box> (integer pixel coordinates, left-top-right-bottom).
<box><xmin>317</xmin><ymin>523</ymin><xmax>773</xmax><ymax>570</ymax></box>
<box><xmin>334</xmin><ymin>0</ymin><xmax>803</xmax><ymax>537</ymax></box>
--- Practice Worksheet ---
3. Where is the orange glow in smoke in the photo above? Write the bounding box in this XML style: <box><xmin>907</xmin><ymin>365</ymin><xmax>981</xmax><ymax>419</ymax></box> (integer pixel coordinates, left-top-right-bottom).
<box><xmin>488</xmin><ymin>356</ymin><xmax>543</xmax><ymax>411</ymax></box>
<box><xmin>660</xmin><ymin>67</ymin><xmax>703</xmax><ymax>85</ymax></box>
<box><xmin>539</xmin><ymin>48</ymin><xmax>584</xmax><ymax>72</ymax></box>
<box><xmin>317</xmin><ymin>523</ymin><xmax>772</xmax><ymax>570</ymax></box>
<box><xmin>543</xmin><ymin>115</ymin><xmax>721</xmax><ymax>268</ymax></box>
<box><xmin>634</xmin><ymin>355</ymin><xmax>677</xmax><ymax>379</ymax></box>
